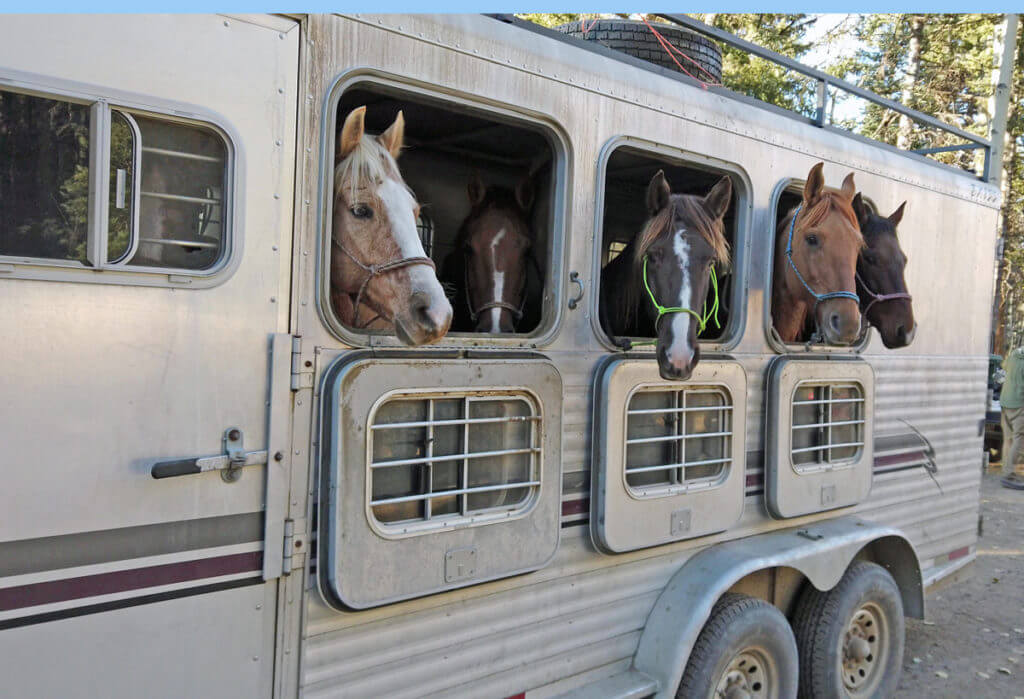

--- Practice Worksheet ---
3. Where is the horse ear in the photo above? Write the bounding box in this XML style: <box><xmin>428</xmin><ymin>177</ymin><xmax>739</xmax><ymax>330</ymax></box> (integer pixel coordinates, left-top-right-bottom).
<box><xmin>646</xmin><ymin>170</ymin><xmax>671</xmax><ymax>215</ymax></box>
<box><xmin>888</xmin><ymin>201</ymin><xmax>906</xmax><ymax>227</ymax></box>
<box><xmin>338</xmin><ymin>106</ymin><xmax>366</xmax><ymax>159</ymax></box>
<box><xmin>468</xmin><ymin>172</ymin><xmax>486</xmax><ymax>207</ymax></box>
<box><xmin>377</xmin><ymin>110</ymin><xmax>405</xmax><ymax>159</ymax></box>
<box><xmin>851</xmin><ymin>192</ymin><xmax>870</xmax><ymax>228</ymax></box>
<box><xmin>840</xmin><ymin>172</ymin><xmax>856</xmax><ymax>201</ymax></box>
<box><xmin>703</xmin><ymin>175</ymin><xmax>732</xmax><ymax>220</ymax></box>
<box><xmin>515</xmin><ymin>176</ymin><xmax>535</xmax><ymax>212</ymax></box>
<box><xmin>803</xmin><ymin>162</ymin><xmax>825</xmax><ymax>205</ymax></box>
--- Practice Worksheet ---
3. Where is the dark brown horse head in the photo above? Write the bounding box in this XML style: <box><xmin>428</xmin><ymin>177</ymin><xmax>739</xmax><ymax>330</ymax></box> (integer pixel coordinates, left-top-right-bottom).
<box><xmin>774</xmin><ymin>162</ymin><xmax>864</xmax><ymax>345</ymax></box>
<box><xmin>459</xmin><ymin>173</ymin><xmax>535</xmax><ymax>333</ymax></box>
<box><xmin>852</xmin><ymin>194</ymin><xmax>914</xmax><ymax>348</ymax></box>
<box><xmin>331</xmin><ymin>106</ymin><xmax>452</xmax><ymax>345</ymax></box>
<box><xmin>634</xmin><ymin>171</ymin><xmax>731</xmax><ymax>380</ymax></box>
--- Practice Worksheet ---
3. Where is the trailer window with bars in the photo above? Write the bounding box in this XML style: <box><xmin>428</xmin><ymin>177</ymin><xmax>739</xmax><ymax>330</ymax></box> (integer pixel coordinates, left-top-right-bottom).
<box><xmin>791</xmin><ymin>382</ymin><xmax>865</xmax><ymax>471</ymax></box>
<box><xmin>0</xmin><ymin>85</ymin><xmax>231</xmax><ymax>276</ymax></box>
<box><xmin>624</xmin><ymin>385</ymin><xmax>733</xmax><ymax>496</ymax></box>
<box><xmin>368</xmin><ymin>391</ymin><xmax>541</xmax><ymax>533</ymax></box>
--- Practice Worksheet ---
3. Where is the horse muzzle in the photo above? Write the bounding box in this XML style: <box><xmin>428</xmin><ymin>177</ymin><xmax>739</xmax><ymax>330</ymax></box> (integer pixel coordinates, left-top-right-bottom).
<box><xmin>396</xmin><ymin>291</ymin><xmax>453</xmax><ymax>345</ymax></box>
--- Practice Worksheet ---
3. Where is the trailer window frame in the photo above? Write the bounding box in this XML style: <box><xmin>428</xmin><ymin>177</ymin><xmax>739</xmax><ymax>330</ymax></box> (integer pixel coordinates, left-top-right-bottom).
<box><xmin>590</xmin><ymin>135</ymin><xmax>751</xmax><ymax>353</ymax></box>
<box><xmin>0</xmin><ymin>71</ymin><xmax>241</xmax><ymax>289</ymax></box>
<box><xmin>318</xmin><ymin>70</ymin><xmax>571</xmax><ymax>349</ymax></box>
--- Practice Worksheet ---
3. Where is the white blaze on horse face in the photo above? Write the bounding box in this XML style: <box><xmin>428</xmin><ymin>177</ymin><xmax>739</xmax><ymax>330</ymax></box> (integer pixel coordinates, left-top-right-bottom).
<box><xmin>378</xmin><ymin>177</ymin><xmax>438</xmax><ymax>296</ymax></box>
<box><xmin>667</xmin><ymin>230</ymin><xmax>696</xmax><ymax>369</ymax></box>
<box><xmin>486</xmin><ymin>228</ymin><xmax>508</xmax><ymax>332</ymax></box>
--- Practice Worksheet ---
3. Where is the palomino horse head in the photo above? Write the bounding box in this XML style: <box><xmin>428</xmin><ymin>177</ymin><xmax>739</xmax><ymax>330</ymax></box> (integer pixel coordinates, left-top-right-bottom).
<box><xmin>773</xmin><ymin>162</ymin><xmax>863</xmax><ymax>345</ymax></box>
<box><xmin>851</xmin><ymin>194</ymin><xmax>915</xmax><ymax>348</ymax></box>
<box><xmin>459</xmin><ymin>173</ymin><xmax>535</xmax><ymax>333</ymax></box>
<box><xmin>633</xmin><ymin>171</ymin><xmax>731</xmax><ymax>380</ymax></box>
<box><xmin>330</xmin><ymin>106</ymin><xmax>452</xmax><ymax>345</ymax></box>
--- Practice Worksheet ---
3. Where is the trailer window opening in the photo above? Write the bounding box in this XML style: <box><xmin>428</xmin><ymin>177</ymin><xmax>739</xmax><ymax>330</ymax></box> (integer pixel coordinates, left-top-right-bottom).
<box><xmin>331</xmin><ymin>84</ymin><xmax>559</xmax><ymax>340</ymax></box>
<box><xmin>369</xmin><ymin>392</ymin><xmax>541</xmax><ymax>534</ymax></box>
<box><xmin>791</xmin><ymin>381</ymin><xmax>865</xmax><ymax>472</ymax></box>
<box><xmin>598</xmin><ymin>145</ymin><xmax>742</xmax><ymax>346</ymax></box>
<box><xmin>625</xmin><ymin>385</ymin><xmax>732</xmax><ymax>495</ymax></box>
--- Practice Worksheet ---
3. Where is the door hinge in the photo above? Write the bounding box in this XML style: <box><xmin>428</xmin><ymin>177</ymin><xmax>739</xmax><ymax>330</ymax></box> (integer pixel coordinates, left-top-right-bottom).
<box><xmin>282</xmin><ymin>518</ymin><xmax>307</xmax><ymax>575</ymax></box>
<box><xmin>290</xmin><ymin>335</ymin><xmax>314</xmax><ymax>391</ymax></box>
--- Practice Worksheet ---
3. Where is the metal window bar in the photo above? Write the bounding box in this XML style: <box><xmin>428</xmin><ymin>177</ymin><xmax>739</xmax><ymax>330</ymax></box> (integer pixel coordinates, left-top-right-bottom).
<box><xmin>791</xmin><ymin>383</ymin><xmax>864</xmax><ymax>468</ymax></box>
<box><xmin>625</xmin><ymin>387</ymin><xmax>733</xmax><ymax>488</ymax></box>
<box><xmin>653</xmin><ymin>14</ymin><xmax>992</xmax><ymax>180</ymax></box>
<box><xmin>369</xmin><ymin>394</ymin><xmax>540</xmax><ymax>524</ymax></box>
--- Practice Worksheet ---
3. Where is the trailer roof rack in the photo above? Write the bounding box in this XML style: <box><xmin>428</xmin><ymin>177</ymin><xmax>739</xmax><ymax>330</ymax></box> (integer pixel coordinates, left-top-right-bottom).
<box><xmin>495</xmin><ymin>14</ymin><xmax>993</xmax><ymax>182</ymax></box>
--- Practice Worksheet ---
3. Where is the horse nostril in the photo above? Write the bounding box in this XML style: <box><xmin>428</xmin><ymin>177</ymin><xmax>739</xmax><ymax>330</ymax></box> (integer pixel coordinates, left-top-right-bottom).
<box><xmin>829</xmin><ymin>312</ymin><xmax>842</xmax><ymax>333</ymax></box>
<box><xmin>895</xmin><ymin>324</ymin><xmax>906</xmax><ymax>340</ymax></box>
<box><xmin>410</xmin><ymin>293</ymin><xmax>438</xmax><ymax>333</ymax></box>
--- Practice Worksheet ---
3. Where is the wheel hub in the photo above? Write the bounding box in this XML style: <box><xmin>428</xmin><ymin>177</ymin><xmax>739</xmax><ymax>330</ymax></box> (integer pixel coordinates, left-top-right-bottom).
<box><xmin>842</xmin><ymin>604</ymin><xmax>886</xmax><ymax>695</ymax></box>
<box><xmin>716</xmin><ymin>649</ymin><xmax>770</xmax><ymax>698</ymax></box>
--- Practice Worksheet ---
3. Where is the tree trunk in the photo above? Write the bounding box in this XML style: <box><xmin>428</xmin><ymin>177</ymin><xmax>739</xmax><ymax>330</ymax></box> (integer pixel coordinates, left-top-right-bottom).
<box><xmin>897</xmin><ymin>15</ymin><xmax>925</xmax><ymax>151</ymax></box>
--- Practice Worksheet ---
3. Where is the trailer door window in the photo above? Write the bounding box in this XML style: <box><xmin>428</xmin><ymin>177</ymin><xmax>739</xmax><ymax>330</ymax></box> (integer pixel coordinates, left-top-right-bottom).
<box><xmin>0</xmin><ymin>85</ymin><xmax>233</xmax><ymax>280</ymax></box>
<box><xmin>791</xmin><ymin>382</ymin><xmax>865</xmax><ymax>471</ymax></box>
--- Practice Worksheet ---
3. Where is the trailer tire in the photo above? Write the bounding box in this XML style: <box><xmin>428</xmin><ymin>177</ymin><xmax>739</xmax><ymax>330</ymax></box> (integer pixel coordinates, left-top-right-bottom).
<box><xmin>676</xmin><ymin>592</ymin><xmax>798</xmax><ymax>699</ymax></box>
<box><xmin>792</xmin><ymin>561</ymin><xmax>905</xmax><ymax>698</ymax></box>
<box><xmin>554</xmin><ymin>20</ymin><xmax>722</xmax><ymax>83</ymax></box>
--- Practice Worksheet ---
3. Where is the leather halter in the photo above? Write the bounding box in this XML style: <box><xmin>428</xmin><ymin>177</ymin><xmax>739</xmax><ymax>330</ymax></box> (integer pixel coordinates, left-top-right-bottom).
<box><xmin>332</xmin><ymin>238</ymin><xmax>436</xmax><ymax>328</ymax></box>
<box><xmin>856</xmin><ymin>271</ymin><xmax>912</xmax><ymax>317</ymax></box>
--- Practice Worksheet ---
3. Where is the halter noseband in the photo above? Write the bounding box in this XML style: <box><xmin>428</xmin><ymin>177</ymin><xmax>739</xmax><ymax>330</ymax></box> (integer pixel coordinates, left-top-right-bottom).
<box><xmin>463</xmin><ymin>264</ymin><xmax>526</xmax><ymax>325</ymax></box>
<box><xmin>333</xmin><ymin>239</ymin><xmax>436</xmax><ymax>328</ymax></box>
<box><xmin>856</xmin><ymin>271</ymin><xmax>912</xmax><ymax>317</ymax></box>
<box><xmin>629</xmin><ymin>255</ymin><xmax>720</xmax><ymax>348</ymax></box>
<box><xmin>785</xmin><ymin>204</ymin><xmax>860</xmax><ymax>309</ymax></box>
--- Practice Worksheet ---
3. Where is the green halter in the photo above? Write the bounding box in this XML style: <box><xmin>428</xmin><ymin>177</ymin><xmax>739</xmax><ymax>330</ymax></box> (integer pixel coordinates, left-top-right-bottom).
<box><xmin>630</xmin><ymin>255</ymin><xmax>721</xmax><ymax>348</ymax></box>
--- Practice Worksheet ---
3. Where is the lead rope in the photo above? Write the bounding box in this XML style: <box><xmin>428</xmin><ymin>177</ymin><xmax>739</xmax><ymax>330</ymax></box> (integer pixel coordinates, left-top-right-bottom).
<box><xmin>629</xmin><ymin>256</ymin><xmax>720</xmax><ymax>348</ymax></box>
<box><xmin>332</xmin><ymin>239</ymin><xmax>436</xmax><ymax>328</ymax></box>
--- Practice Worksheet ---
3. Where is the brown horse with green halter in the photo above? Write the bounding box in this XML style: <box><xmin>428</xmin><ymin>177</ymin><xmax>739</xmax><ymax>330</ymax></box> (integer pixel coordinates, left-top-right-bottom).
<box><xmin>329</xmin><ymin>106</ymin><xmax>452</xmax><ymax>345</ymax></box>
<box><xmin>601</xmin><ymin>171</ymin><xmax>732</xmax><ymax>380</ymax></box>
<box><xmin>772</xmin><ymin>162</ymin><xmax>864</xmax><ymax>345</ymax></box>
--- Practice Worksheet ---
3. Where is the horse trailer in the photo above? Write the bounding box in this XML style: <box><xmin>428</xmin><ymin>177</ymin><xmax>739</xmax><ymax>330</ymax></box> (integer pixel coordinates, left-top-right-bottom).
<box><xmin>0</xmin><ymin>13</ymin><xmax>999</xmax><ymax>698</ymax></box>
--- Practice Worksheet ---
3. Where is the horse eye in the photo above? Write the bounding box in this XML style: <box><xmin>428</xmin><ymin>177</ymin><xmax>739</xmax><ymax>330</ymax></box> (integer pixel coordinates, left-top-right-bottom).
<box><xmin>350</xmin><ymin>204</ymin><xmax>373</xmax><ymax>220</ymax></box>
<box><xmin>805</xmin><ymin>234</ymin><xmax>819</xmax><ymax>247</ymax></box>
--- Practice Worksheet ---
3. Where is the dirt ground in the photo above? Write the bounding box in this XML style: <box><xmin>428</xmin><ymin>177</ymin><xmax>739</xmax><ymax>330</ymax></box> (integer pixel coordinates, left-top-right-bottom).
<box><xmin>894</xmin><ymin>469</ymin><xmax>1024</xmax><ymax>698</ymax></box>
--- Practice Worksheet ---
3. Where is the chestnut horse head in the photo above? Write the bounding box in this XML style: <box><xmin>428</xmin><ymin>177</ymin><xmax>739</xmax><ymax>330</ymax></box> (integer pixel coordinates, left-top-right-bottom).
<box><xmin>852</xmin><ymin>194</ymin><xmax>914</xmax><ymax>348</ymax></box>
<box><xmin>330</xmin><ymin>106</ymin><xmax>452</xmax><ymax>345</ymax></box>
<box><xmin>456</xmin><ymin>173</ymin><xmax>537</xmax><ymax>333</ymax></box>
<box><xmin>773</xmin><ymin>162</ymin><xmax>864</xmax><ymax>345</ymax></box>
<box><xmin>601</xmin><ymin>171</ymin><xmax>731</xmax><ymax>380</ymax></box>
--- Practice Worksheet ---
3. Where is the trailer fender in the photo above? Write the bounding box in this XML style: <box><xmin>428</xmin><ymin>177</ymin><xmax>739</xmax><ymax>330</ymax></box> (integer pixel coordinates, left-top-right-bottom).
<box><xmin>633</xmin><ymin>516</ymin><xmax>922</xmax><ymax>699</ymax></box>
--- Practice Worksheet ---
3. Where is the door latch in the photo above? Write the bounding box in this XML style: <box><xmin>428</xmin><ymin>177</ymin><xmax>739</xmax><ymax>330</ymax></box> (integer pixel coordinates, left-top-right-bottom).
<box><xmin>151</xmin><ymin>427</ymin><xmax>271</xmax><ymax>482</ymax></box>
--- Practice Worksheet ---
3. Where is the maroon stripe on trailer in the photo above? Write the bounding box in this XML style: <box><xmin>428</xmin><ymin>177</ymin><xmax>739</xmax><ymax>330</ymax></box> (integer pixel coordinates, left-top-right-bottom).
<box><xmin>948</xmin><ymin>546</ymin><xmax>970</xmax><ymax>561</ymax></box>
<box><xmin>0</xmin><ymin>551</ymin><xmax>262</xmax><ymax>612</ymax></box>
<box><xmin>874</xmin><ymin>450</ymin><xmax>927</xmax><ymax>469</ymax></box>
<box><xmin>561</xmin><ymin>498</ymin><xmax>589</xmax><ymax>517</ymax></box>
<box><xmin>745</xmin><ymin>473</ymin><xmax>763</xmax><ymax>488</ymax></box>
<box><xmin>504</xmin><ymin>694</ymin><xmax>526</xmax><ymax>699</ymax></box>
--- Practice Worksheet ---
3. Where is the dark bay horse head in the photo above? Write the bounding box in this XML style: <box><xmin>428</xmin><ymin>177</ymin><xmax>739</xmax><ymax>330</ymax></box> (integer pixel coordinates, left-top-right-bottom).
<box><xmin>773</xmin><ymin>162</ymin><xmax>864</xmax><ymax>345</ymax></box>
<box><xmin>852</xmin><ymin>194</ymin><xmax>915</xmax><ymax>348</ymax></box>
<box><xmin>330</xmin><ymin>106</ymin><xmax>452</xmax><ymax>345</ymax></box>
<box><xmin>456</xmin><ymin>173</ymin><xmax>536</xmax><ymax>333</ymax></box>
<box><xmin>604</xmin><ymin>171</ymin><xmax>731</xmax><ymax>381</ymax></box>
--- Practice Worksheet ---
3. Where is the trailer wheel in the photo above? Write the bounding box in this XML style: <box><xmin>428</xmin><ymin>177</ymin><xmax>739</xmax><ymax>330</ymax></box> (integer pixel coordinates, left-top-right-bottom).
<box><xmin>792</xmin><ymin>561</ymin><xmax>905</xmax><ymax>698</ymax></box>
<box><xmin>677</xmin><ymin>593</ymin><xmax>798</xmax><ymax>699</ymax></box>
